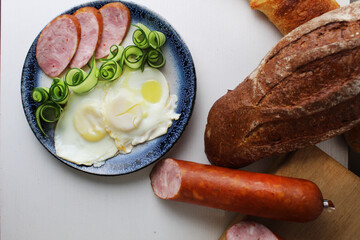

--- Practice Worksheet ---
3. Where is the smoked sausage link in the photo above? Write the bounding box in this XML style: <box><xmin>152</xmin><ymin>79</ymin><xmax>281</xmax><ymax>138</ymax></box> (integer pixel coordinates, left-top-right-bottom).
<box><xmin>150</xmin><ymin>158</ymin><xmax>328</xmax><ymax>222</ymax></box>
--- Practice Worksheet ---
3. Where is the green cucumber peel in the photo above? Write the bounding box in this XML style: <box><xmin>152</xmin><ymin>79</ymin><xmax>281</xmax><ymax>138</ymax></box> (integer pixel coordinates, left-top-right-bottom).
<box><xmin>35</xmin><ymin>101</ymin><xmax>63</xmax><ymax>137</ymax></box>
<box><xmin>149</xmin><ymin>31</ymin><xmax>166</xmax><ymax>49</ymax></box>
<box><xmin>65</xmin><ymin>56</ymin><xmax>99</xmax><ymax>94</ymax></box>
<box><xmin>99</xmin><ymin>45</ymin><xmax>125</xmax><ymax>62</ymax></box>
<box><xmin>100</xmin><ymin>59</ymin><xmax>123</xmax><ymax>81</ymax></box>
<box><xmin>124</xmin><ymin>45</ymin><xmax>145</xmax><ymax>69</ymax></box>
<box><xmin>132</xmin><ymin>23</ymin><xmax>151</xmax><ymax>49</ymax></box>
<box><xmin>32</xmin><ymin>87</ymin><xmax>49</xmax><ymax>103</ymax></box>
<box><xmin>147</xmin><ymin>49</ymin><xmax>166</xmax><ymax>68</ymax></box>
<box><xmin>49</xmin><ymin>78</ymin><xmax>70</xmax><ymax>105</ymax></box>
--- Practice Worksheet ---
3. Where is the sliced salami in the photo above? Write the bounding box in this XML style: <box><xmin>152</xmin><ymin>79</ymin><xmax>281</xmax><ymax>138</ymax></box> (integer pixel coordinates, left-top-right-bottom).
<box><xmin>226</xmin><ymin>221</ymin><xmax>281</xmax><ymax>240</ymax></box>
<box><xmin>69</xmin><ymin>7</ymin><xmax>103</xmax><ymax>69</ymax></box>
<box><xmin>94</xmin><ymin>2</ymin><xmax>131</xmax><ymax>59</ymax></box>
<box><xmin>36</xmin><ymin>14</ymin><xmax>80</xmax><ymax>77</ymax></box>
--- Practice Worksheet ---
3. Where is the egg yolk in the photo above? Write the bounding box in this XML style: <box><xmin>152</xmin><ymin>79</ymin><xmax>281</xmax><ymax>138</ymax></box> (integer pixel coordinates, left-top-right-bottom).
<box><xmin>141</xmin><ymin>80</ymin><xmax>162</xmax><ymax>103</ymax></box>
<box><xmin>73</xmin><ymin>104</ymin><xmax>107</xmax><ymax>142</ymax></box>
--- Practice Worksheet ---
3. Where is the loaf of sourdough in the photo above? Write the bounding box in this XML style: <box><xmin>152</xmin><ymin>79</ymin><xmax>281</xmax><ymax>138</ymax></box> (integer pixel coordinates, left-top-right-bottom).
<box><xmin>204</xmin><ymin>2</ymin><xmax>360</xmax><ymax>168</ymax></box>
<box><xmin>345</xmin><ymin>125</ymin><xmax>360</xmax><ymax>153</ymax></box>
<box><xmin>249</xmin><ymin>0</ymin><xmax>339</xmax><ymax>35</ymax></box>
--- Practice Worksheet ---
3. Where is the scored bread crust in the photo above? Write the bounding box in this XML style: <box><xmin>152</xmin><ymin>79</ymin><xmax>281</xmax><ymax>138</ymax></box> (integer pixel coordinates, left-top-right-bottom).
<box><xmin>204</xmin><ymin>2</ymin><xmax>360</xmax><ymax>168</ymax></box>
<box><xmin>249</xmin><ymin>0</ymin><xmax>339</xmax><ymax>35</ymax></box>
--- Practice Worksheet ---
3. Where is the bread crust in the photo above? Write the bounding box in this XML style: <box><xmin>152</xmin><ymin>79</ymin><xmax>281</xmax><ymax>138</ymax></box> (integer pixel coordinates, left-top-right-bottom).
<box><xmin>205</xmin><ymin>2</ymin><xmax>360</xmax><ymax>168</ymax></box>
<box><xmin>249</xmin><ymin>0</ymin><xmax>339</xmax><ymax>35</ymax></box>
<box><xmin>345</xmin><ymin>125</ymin><xmax>360</xmax><ymax>152</ymax></box>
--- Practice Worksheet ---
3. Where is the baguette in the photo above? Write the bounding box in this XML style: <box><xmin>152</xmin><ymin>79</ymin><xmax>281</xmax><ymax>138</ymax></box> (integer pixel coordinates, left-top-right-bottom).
<box><xmin>204</xmin><ymin>2</ymin><xmax>360</xmax><ymax>168</ymax></box>
<box><xmin>249</xmin><ymin>0</ymin><xmax>340</xmax><ymax>35</ymax></box>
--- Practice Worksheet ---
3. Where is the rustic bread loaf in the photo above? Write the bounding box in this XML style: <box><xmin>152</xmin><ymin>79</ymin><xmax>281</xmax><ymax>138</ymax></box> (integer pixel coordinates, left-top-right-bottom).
<box><xmin>204</xmin><ymin>2</ymin><xmax>360</xmax><ymax>168</ymax></box>
<box><xmin>345</xmin><ymin>125</ymin><xmax>360</xmax><ymax>153</ymax></box>
<box><xmin>249</xmin><ymin>0</ymin><xmax>339</xmax><ymax>35</ymax></box>
<box><xmin>251</xmin><ymin>0</ymin><xmax>360</xmax><ymax>161</ymax></box>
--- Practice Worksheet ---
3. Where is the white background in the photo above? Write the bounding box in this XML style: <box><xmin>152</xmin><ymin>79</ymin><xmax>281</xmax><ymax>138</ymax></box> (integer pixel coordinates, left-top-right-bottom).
<box><xmin>0</xmin><ymin>0</ymin><xmax>349</xmax><ymax>239</ymax></box>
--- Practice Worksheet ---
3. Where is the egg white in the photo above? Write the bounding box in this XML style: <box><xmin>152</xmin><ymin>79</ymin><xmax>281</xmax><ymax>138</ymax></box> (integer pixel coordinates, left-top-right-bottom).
<box><xmin>102</xmin><ymin>66</ymin><xmax>180</xmax><ymax>153</ymax></box>
<box><xmin>54</xmin><ymin>82</ymin><xmax>118</xmax><ymax>167</ymax></box>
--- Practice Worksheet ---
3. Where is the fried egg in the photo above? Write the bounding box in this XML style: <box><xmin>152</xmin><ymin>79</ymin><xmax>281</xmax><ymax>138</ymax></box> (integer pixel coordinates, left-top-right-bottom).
<box><xmin>102</xmin><ymin>66</ymin><xmax>180</xmax><ymax>153</ymax></box>
<box><xmin>54</xmin><ymin>82</ymin><xmax>118</xmax><ymax>167</ymax></box>
<box><xmin>54</xmin><ymin>66</ymin><xmax>180</xmax><ymax>166</ymax></box>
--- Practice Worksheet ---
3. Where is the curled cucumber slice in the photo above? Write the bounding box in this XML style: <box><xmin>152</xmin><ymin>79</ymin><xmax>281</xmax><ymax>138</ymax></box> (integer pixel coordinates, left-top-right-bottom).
<box><xmin>132</xmin><ymin>23</ymin><xmax>151</xmax><ymax>49</ymax></box>
<box><xmin>149</xmin><ymin>31</ymin><xmax>166</xmax><ymax>49</ymax></box>
<box><xmin>65</xmin><ymin>56</ymin><xmax>99</xmax><ymax>94</ymax></box>
<box><xmin>100</xmin><ymin>60</ymin><xmax>123</xmax><ymax>81</ymax></box>
<box><xmin>32</xmin><ymin>87</ymin><xmax>49</xmax><ymax>103</ymax></box>
<box><xmin>147</xmin><ymin>49</ymin><xmax>166</xmax><ymax>68</ymax></box>
<box><xmin>49</xmin><ymin>78</ymin><xmax>70</xmax><ymax>104</ymax></box>
<box><xmin>124</xmin><ymin>45</ymin><xmax>145</xmax><ymax>69</ymax></box>
<box><xmin>35</xmin><ymin>101</ymin><xmax>63</xmax><ymax>137</ymax></box>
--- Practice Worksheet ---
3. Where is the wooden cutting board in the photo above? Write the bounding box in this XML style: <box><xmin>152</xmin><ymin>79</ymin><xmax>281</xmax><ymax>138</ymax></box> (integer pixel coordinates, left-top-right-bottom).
<box><xmin>219</xmin><ymin>146</ymin><xmax>360</xmax><ymax>240</ymax></box>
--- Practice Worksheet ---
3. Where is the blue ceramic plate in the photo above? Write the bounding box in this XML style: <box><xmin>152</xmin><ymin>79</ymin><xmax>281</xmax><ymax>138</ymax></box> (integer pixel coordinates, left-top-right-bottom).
<box><xmin>21</xmin><ymin>1</ymin><xmax>196</xmax><ymax>175</ymax></box>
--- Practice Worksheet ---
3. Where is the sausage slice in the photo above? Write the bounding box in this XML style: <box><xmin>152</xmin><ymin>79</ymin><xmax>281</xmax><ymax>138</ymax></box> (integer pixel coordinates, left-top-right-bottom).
<box><xmin>36</xmin><ymin>14</ymin><xmax>81</xmax><ymax>77</ymax></box>
<box><xmin>94</xmin><ymin>2</ymin><xmax>131</xmax><ymax>59</ymax></box>
<box><xmin>150</xmin><ymin>158</ymin><xmax>332</xmax><ymax>222</ymax></box>
<box><xmin>69</xmin><ymin>7</ymin><xmax>103</xmax><ymax>69</ymax></box>
<box><xmin>226</xmin><ymin>221</ymin><xmax>281</xmax><ymax>240</ymax></box>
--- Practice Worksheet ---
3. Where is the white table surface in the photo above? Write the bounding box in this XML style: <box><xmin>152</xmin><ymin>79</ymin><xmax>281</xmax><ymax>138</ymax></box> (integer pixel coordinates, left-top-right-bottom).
<box><xmin>0</xmin><ymin>0</ymin><xmax>350</xmax><ymax>239</ymax></box>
